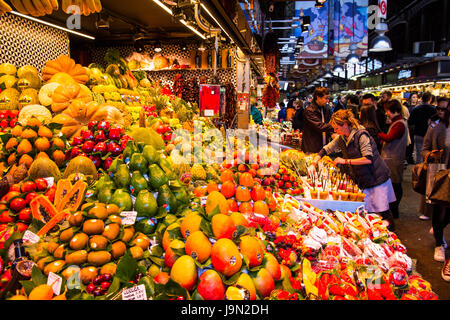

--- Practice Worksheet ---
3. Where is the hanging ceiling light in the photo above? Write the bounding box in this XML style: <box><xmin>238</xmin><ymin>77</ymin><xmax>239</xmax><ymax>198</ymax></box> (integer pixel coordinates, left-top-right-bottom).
<box><xmin>315</xmin><ymin>0</ymin><xmax>326</xmax><ymax>8</ymax></box>
<box><xmin>154</xmin><ymin>41</ymin><xmax>162</xmax><ymax>53</ymax></box>
<box><xmin>301</xmin><ymin>25</ymin><xmax>308</xmax><ymax>33</ymax></box>
<box><xmin>369</xmin><ymin>22</ymin><xmax>392</xmax><ymax>52</ymax></box>
<box><xmin>198</xmin><ymin>41</ymin><xmax>206</xmax><ymax>51</ymax></box>
<box><xmin>302</xmin><ymin>16</ymin><xmax>311</xmax><ymax>27</ymax></box>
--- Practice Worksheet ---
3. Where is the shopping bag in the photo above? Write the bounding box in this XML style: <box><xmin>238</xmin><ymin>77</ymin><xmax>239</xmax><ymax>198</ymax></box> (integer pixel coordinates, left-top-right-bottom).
<box><xmin>428</xmin><ymin>169</ymin><xmax>450</xmax><ymax>207</ymax></box>
<box><xmin>411</xmin><ymin>152</ymin><xmax>432</xmax><ymax>194</ymax></box>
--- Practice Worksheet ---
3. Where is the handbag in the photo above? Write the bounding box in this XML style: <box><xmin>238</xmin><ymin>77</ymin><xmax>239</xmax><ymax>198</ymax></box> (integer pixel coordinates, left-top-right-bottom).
<box><xmin>411</xmin><ymin>152</ymin><xmax>432</xmax><ymax>195</ymax></box>
<box><xmin>428</xmin><ymin>169</ymin><xmax>450</xmax><ymax>207</ymax></box>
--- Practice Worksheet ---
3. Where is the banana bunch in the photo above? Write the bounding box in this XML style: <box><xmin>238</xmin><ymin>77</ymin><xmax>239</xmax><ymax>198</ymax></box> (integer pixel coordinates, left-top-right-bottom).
<box><xmin>9</xmin><ymin>0</ymin><xmax>58</xmax><ymax>16</ymax></box>
<box><xmin>0</xmin><ymin>0</ymin><xmax>12</xmax><ymax>14</ymax></box>
<box><xmin>62</xmin><ymin>0</ymin><xmax>102</xmax><ymax>15</ymax></box>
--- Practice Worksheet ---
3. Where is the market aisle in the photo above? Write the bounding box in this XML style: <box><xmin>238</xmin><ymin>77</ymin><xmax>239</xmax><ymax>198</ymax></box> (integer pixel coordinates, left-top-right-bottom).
<box><xmin>395</xmin><ymin>166</ymin><xmax>450</xmax><ymax>299</ymax></box>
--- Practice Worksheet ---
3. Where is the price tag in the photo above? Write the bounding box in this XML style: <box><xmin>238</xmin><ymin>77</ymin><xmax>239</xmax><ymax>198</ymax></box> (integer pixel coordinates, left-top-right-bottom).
<box><xmin>43</xmin><ymin>177</ymin><xmax>54</xmax><ymax>188</ymax></box>
<box><xmin>120</xmin><ymin>211</ymin><xmax>137</xmax><ymax>225</ymax></box>
<box><xmin>204</xmin><ymin>109</ymin><xmax>214</xmax><ymax>117</ymax></box>
<box><xmin>47</xmin><ymin>272</ymin><xmax>62</xmax><ymax>296</ymax></box>
<box><xmin>356</xmin><ymin>205</ymin><xmax>365</xmax><ymax>214</ymax></box>
<box><xmin>22</xmin><ymin>230</ymin><xmax>39</xmax><ymax>246</ymax></box>
<box><xmin>122</xmin><ymin>284</ymin><xmax>147</xmax><ymax>300</ymax></box>
<box><xmin>200</xmin><ymin>196</ymin><xmax>207</xmax><ymax>206</ymax></box>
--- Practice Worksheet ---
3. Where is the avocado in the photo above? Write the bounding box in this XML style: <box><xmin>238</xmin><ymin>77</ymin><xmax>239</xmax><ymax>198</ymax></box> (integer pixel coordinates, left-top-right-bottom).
<box><xmin>134</xmin><ymin>189</ymin><xmax>158</xmax><ymax>217</ymax></box>
<box><xmin>135</xmin><ymin>217</ymin><xmax>157</xmax><ymax>235</ymax></box>
<box><xmin>130</xmin><ymin>171</ymin><xmax>149</xmax><ymax>196</ymax></box>
<box><xmin>110</xmin><ymin>189</ymin><xmax>133</xmax><ymax>212</ymax></box>
<box><xmin>109</xmin><ymin>158</ymin><xmax>124</xmax><ymax>175</ymax></box>
<box><xmin>114</xmin><ymin>164</ymin><xmax>131</xmax><ymax>189</ymax></box>
<box><xmin>148</xmin><ymin>163</ymin><xmax>168</xmax><ymax>190</ymax></box>
<box><xmin>173</xmin><ymin>187</ymin><xmax>190</xmax><ymax>206</ymax></box>
<box><xmin>96</xmin><ymin>174</ymin><xmax>113</xmax><ymax>192</ymax></box>
<box><xmin>157</xmin><ymin>184</ymin><xmax>178</xmax><ymax>214</ymax></box>
<box><xmin>129</xmin><ymin>153</ymin><xmax>148</xmax><ymax>175</ymax></box>
<box><xmin>142</xmin><ymin>145</ymin><xmax>160</xmax><ymax>164</ymax></box>
<box><xmin>123</xmin><ymin>140</ymin><xmax>139</xmax><ymax>163</ymax></box>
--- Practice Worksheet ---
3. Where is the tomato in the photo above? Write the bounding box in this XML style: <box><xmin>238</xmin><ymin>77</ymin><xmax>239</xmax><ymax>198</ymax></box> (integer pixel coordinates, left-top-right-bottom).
<box><xmin>10</xmin><ymin>198</ymin><xmax>27</xmax><ymax>212</ymax></box>
<box><xmin>18</xmin><ymin>208</ymin><xmax>31</xmax><ymax>223</ymax></box>
<box><xmin>34</xmin><ymin>178</ymin><xmax>48</xmax><ymax>191</ymax></box>
<box><xmin>25</xmin><ymin>192</ymin><xmax>38</xmax><ymax>204</ymax></box>
<box><xmin>2</xmin><ymin>191</ymin><xmax>21</xmax><ymax>203</ymax></box>
<box><xmin>15</xmin><ymin>222</ymin><xmax>28</xmax><ymax>233</ymax></box>
<box><xmin>9</xmin><ymin>184</ymin><xmax>21</xmax><ymax>192</ymax></box>
<box><xmin>0</xmin><ymin>211</ymin><xmax>14</xmax><ymax>223</ymax></box>
<box><xmin>21</xmin><ymin>181</ymin><xmax>37</xmax><ymax>193</ymax></box>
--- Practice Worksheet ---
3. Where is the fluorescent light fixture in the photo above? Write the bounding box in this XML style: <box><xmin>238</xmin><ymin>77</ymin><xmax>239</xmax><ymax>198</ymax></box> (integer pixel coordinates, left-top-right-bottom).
<box><xmin>179</xmin><ymin>19</ymin><xmax>206</xmax><ymax>40</ymax></box>
<box><xmin>200</xmin><ymin>3</ymin><xmax>233</xmax><ymax>43</ymax></box>
<box><xmin>302</xmin><ymin>16</ymin><xmax>310</xmax><ymax>27</ymax></box>
<box><xmin>10</xmin><ymin>10</ymin><xmax>95</xmax><ymax>40</ymax></box>
<box><xmin>153</xmin><ymin>0</ymin><xmax>173</xmax><ymax>15</ymax></box>
<box><xmin>152</xmin><ymin>0</ymin><xmax>206</xmax><ymax>40</ymax></box>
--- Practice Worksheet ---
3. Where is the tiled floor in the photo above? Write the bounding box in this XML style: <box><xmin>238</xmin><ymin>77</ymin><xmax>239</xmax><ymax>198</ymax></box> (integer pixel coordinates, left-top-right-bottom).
<box><xmin>395</xmin><ymin>165</ymin><xmax>450</xmax><ymax>299</ymax></box>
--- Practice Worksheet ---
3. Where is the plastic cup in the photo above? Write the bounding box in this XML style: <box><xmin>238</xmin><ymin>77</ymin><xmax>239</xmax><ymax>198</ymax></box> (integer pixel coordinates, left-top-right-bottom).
<box><xmin>339</xmin><ymin>191</ymin><xmax>349</xmax><ymax>201</ymax></box>
<box><xmin>331</xmin><ymin>191</ymin><xmax>340</xmax><ymax>200</ymax></box>
<box><xmin>310</xmin><ymin>189</ymin><xmax>318</xmax><ymax>199</ymax></box>
<box><xmin>349</xmin><ymin>192</ymin><xmax>358</xmax><ymax>201</ymax></box>
<box><xmin>357</xmin><ymin>193</ymin><xmax>366</xmax><ymax>202</ymax></box>
<box><xmin>319</xmin><ymin>191</ymin><xmax>329</xmax><ymax>200</ymax></box>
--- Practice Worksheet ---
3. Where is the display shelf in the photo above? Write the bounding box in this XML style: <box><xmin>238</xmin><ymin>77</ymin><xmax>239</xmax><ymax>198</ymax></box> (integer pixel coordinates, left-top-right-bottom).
<box><xmin>294</xmin><ymin>197</ymin><xmax>365</xmax><ymax>212</ymax></box>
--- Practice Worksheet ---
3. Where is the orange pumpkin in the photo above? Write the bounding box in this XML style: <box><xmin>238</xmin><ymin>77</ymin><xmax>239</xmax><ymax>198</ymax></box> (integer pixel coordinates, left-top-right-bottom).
<box><xmin>41</xmin><ymin>55</ymin><xmax>88</xmax><ymax>84</ymax></box>
<box><xmin>52</xmin><ymin>100</ymin><xmax>117</xmax><ymax>138</ymax></box>
<box><xmin>51</xmin><ymin>83</ymin><xmax>93</xmax><ymax>113</ymax></box>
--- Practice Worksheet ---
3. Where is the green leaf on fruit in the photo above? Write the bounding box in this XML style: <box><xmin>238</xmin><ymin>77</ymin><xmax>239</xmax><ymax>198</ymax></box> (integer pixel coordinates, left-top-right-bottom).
<box><xmin>19</xmin><ymin>280</ymin><xmax>36</xmax><ymax>296</ymax></box>
<box><xmin>200</xmin><ymin>218</ymin><xmax>213</xmax><ymax>238</ymax></box>
<box><xmin>115</xmin><ymin>250</ymin><xmax>138</xmax><ymax>282</ymax></box>
<box><xmin>31</xmin><ymin>265</ymin><xmax>47</xmax><ymax>286</ymax></box>
<box><xmin>138</xmin><ymin>276</ymin><xmax>155</xmax><ymax>297</ymax></box>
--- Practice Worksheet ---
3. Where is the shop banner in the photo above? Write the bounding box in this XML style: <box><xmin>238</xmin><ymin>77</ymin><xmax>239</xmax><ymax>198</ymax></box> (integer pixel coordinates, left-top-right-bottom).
<box><xmin>293</xmin><ymin>1</ymin><xmax>329</xmax><ymax>59</ymax></box>
<box><xmin>333</xmin><ymin>0</ymin><xmax>369</xmax><ymax>58</ymax></box>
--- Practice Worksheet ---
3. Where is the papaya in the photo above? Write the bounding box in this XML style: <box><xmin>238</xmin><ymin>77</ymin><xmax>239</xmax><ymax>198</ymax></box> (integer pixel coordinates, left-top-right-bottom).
<box><xmin>54</xmin><ymin>179</ymin><xmax>72</xmax><ymax>209</ymax></box>
<box><xmin>56</xmin><ymin>180</ymin><xmax>87</xmax><ymax>212</ymax></box>
<box><xmin>157</xmin><ymin>185</ymin><xmax>178</xmax><ymax>214</ymax></box>
<box><xmin>129</xmin><ymin>153</ymin><xmax>148</xmax><ymax>175</ymax></box>
<box><xmin>130</xmin><ymin>171</ymin><xmax>148</xmax><ymax>196</ymax></box>
<box><xmin>30</xmin><ymin>195</ymin><xmax>59</xmax><ymax>223</ymax></box>
<box><xmin>134</xmin><ymin>190</ymin><xmax>158</xmax><ymax>217</ymax></box>
<box><xmin>108</xmin><ymin>158</ymin><xmax>123</xmax><ymax>175</ymax></box>
<box><xmin>114</xmin><ymin>164</ymin><xmax>131</xmax><ymax>189</ymax></box>
<box><xmin>110</xmin><ymin>189</ymin><xmax>133</xmax><ymax>212</ymax></box>
<box><xmin>37</xmin><ymin>211</ymin><xmax>70</xmax><ymax>237</ymax></box>
<box><xmin>122</xmin><ymin>140</ymin><xmax>138</xmax><ymax>162</ymax></box>
<box><xmin>142</xmin><ymin>145</ymin><xmax>159</xmax><ymax>164</ymax></box>
<box><xmin>148</xmin><ymin>164</ymin><xmax>168</xmax><ymax>190</ymax></box>
<box><xmin>63</xmin><ymin>156</ymin><xmax>98</xmax><ymax>183</ymax></box>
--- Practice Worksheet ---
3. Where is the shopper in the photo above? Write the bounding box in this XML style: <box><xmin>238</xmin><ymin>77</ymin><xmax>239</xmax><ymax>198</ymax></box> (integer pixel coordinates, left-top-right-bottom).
<box><xmin>409</xmin><ymin>92</ymin><xmax>437</xmax><ymax>163</ymax></box>
<box><xmin>286</xmin><ymin>99</ymin><xmax>296</xmax><ymax>122</ymax></box>
<box><xmin>311</xmin><ymin>109</ymin><xmax>396</xmax><ymax>230</ymax></box>
<box><xmin>277</xmin><ymin>101</ymin><xmax>287</xmax><ymax>122</ymax></box>
<box><xmin>334</xmin><ymin>95</ymin><xmax>346</xmax><ymax>113</ymax></box>
<box><xmin>378</xmin><ymin>99</ymin><xmax>408</xmax><ymax>219</ymax></box>
<box><xmin>304</xmin><ymin>94</ymin><xmax>313</xmax><ymax>108</ymax></box>
<box><xmin>405</xmin><ymin>92</ymin><xmax>420</xmax><ymax>164</ymax></box>
<box><xmin>301</xmin><ymin>87</ymin><xmax>334</xmax><ymax>153</ymax></box>
<box><xmin>359</xmin><ymin>104</ymin><xmax>383</xmax><ymax>152</ymax></box>
<box><xmin>375</xmin><ymin>92</ymin><xmax>390</xmax><ymax>133</ymax></box>
<box><xmin>292</xmin><ymin>99</ymin><xmax>304</xmax><ymax>131</ymax></box>
<box><xmin>346</xmin><ymin>94</ymin><xmax>360</xmax><ymax>118</ymax></box>
<box><xmin>251</xmin><ymin>104</ymin><xmax>263</xmax><ymax>125</ymax></box>
<box><xmin>420</xmin><ymin>98</ymin><xmax>449</xmax><ymax>261</ymax></box>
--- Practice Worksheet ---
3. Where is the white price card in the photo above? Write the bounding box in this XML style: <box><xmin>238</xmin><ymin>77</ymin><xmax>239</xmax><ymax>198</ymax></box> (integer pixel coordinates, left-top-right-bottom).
<box><xmin>122</xmin><ymin>284</ymin><xmax>147</xmax><ymax>300</ymax></box>
<box><xmin>43</xmin><ymin>177</ymin><xmax>55</xmax><ymax>188</ymax></box>
<box><xmin>22</xmin><ymin>230</ymin><xmax>39</xmax><ymax>246</ymax></box>
<box><xmin>47</xmin><ymin>272</ymin><xmax>62</xmax><ymax>296</ymax></box>
<box><xmin>204</xmin><ymin>109</ymin><xmax>214</xmax><ymax>117</ymax></box>
<box><xmin>120</xmin><ymin>211</ymin><xmax>137</xmax><ymax>225</ymax></box>
<box><xmin>200</xmin><ymin>196</ymin><xmax>207</xmax><ymax>206</ymax></box>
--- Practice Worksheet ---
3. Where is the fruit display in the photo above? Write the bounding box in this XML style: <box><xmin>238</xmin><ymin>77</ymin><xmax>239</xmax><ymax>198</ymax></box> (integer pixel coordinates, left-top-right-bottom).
<box><xmin>0</xmin><ymin>117</ymin><xmax>70</xmax><ymax>173</ymax></box>
<box><xmin>65</xmin><ymin>120</ymin><xmax>131</xmax><ymax>171</ymax></box>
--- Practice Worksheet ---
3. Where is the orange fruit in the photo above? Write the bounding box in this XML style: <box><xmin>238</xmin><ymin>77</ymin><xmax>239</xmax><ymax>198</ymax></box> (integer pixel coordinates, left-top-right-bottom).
<box><xmin>220</xmin><ymin>169</ymin><xmax>234</xmax><ymax>183</ymax></box>
<box><xmin>180</xmin><ymin>214</ymin><xmax>202</xmax><ymax>238</ymax></box>
<box><xmin>53</xmin><ymin>150</ymin><xmax>66</xmax><ymax>167</ymax></box>
<box><xmin>205</xmin><ymin>191</ymin><xmax>228</xmax><ymax>216</ymax></box>
<box><xmin>239</xmin><ymin>172</ymin><xmax>254</xmax><ymax>187</ymax></box>
<box><xmin>211</xmin><ymin>238</ymin><xmax>242</xmax><ymax>277</ymax></box>
<box><xmin>238</xmin><ymin>164</ymin><xmax>247</xmax><ymax>172</ymax></box>
<box><xmin>211</xmin><ymin>214</ymin><xmax>237</xmax><ymax>239</ymax></box>
<box><xmin>230</xmin><ymin>212</ymin><xmax>249</xmax><ymax>227</ymax></box>
<box><xmin>250</xmin><ymin>185</ymin><xmax>266</xmax><ymax>201</ymax></box>
<box><xmin>34</xmin><ymin>137</ymin><xmax>50</xmax><ymax>152</ymax></box>
<box><xmin>227</xmin><ymin>199</ymin><xmax>238</xmax><ymax>213</ymax></box>
<box><xmin>164</xmin><ymin>239</ymin><xmax>185</xmax><ymax>268</ymax></box>
<box><xmin>253</xmin><ymin>201</ymin><xmax>269</xmax><ymax>216</ymax></box>
<box><xmin>197</xmin><ymin>269</ymin><xmax>226</xmax><ymax>300</ymax></box>
<box><xmin>239</xmin><ymin>235</ymin><xmax>264</xmax><ymax>267</ymax></box>
<box><xmin>185</xmin><ymin>230</ymin><xmax>212</xmax><ymax>263</ymax></box>
<box><xmin>193</xmin><ymin>185</ymin><xmax>208</xmax><ymax>198</ymax></box>
<box><xmin>239</xmin><ymin>202</ymin><xmax>253</xmax><ymax>214</ymax></box>
<box><xmin>220</xmin><ymin>180</ymin><xmax>236</xmax><ymax>199</ymax></box>
<box><xmin>269</xmin><ymin>214</ymin><xmax>280</xmax><ymax>226</ymax></box>
<box><xmin>266</xmin><ymin>192</ymin><xmax>277</xmax><ymax>211</ymax></box>
<box><xmin>251</xmin><ymin>268</ymin><xmax>275</xmax><ymax>298</ymax></box>
<box><xmin>162</xmin><ymin>223</ymin><xmax>180</xmax><ymax>251</ymax></box>
<box><xmin>170</xmin><ymin>255</ymin><xmax>197</xmax><ymax>291</ymax></box>
<box><xmin>28</xmin><ymin>284</ymin><xmax>54</xmax><ymax>300</ymax></box>
<box><xmin>207</xmin><ymin>181</ymin><xmax>219</xmax><ymax>193</ymax></box>
<box><xmin>236</xmin><ymin>273</ymin><xmax>257</xmax><ymax>300</ymax></box>
<box><xmin>235</xmin><ymin>186</ymin><xmax>251</xmax><ymax>202</ymax></box>
<box><xmin>248</xmin><ymin>168</ymin><xmax>257</xmax><ymax>177</ymax></box>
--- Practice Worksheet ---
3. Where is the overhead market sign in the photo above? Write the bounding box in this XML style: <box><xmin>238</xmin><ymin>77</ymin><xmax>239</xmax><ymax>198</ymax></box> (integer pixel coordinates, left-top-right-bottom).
<box><xmin>378</xmin><ymin>0</ymin><xmax>387</xmax><ymax>19</ymax></box>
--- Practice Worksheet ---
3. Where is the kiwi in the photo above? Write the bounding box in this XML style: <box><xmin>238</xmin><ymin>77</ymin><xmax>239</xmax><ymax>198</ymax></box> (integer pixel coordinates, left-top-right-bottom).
<box><xmin>87</xmin><ymin>251</ymin><xmax>112</xmax><ymax>267</ymax></box>
<box><xmin>65</xmin><ymin>250</ymin><xmax>88</xmax><ymax>265</ymax></box>
<box><xmin>102</xmin><ymin>223</ymin><xmax>120</xmax><ymax>241</ymax></box>
<box><xmin>82</xmin><ymin>219</ymin><xmax>105</xmax><ymax>235</ymax></box>
<box><xmin>69</xmin><ymin>233</ymin><xmax>89</xmax><ymax>250</ymax></box>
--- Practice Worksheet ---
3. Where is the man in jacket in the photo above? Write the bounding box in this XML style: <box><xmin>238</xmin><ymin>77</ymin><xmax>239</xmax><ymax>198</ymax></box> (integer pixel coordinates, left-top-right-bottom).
<box><xmin>301</xmin><ymin>87</ymin><xmax>334</xmax><ymax>153</ymax></box>
<box><xmin>409</xmin><ymin>92</ymin><xmax>437</xmax><ymax>163</ymax></box>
